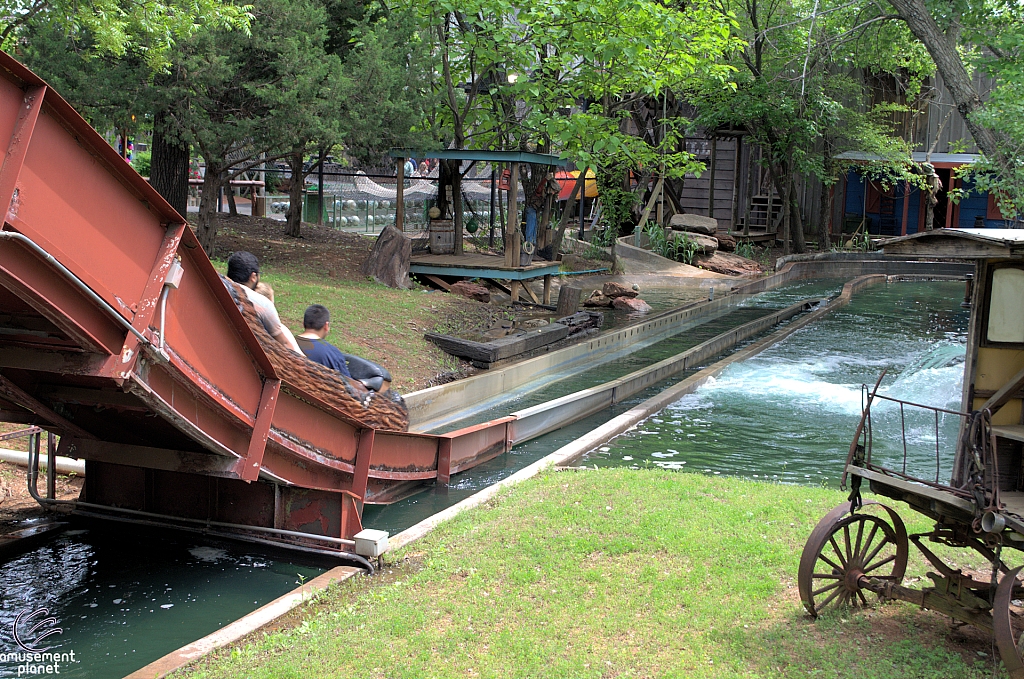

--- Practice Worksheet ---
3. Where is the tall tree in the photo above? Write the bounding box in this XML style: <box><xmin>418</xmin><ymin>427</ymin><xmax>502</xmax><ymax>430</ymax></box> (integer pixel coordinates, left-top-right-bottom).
<box><xmin>885</xmin><ymin>0</ymin><xmax>1024</xmax><ymax>213</ymax></box>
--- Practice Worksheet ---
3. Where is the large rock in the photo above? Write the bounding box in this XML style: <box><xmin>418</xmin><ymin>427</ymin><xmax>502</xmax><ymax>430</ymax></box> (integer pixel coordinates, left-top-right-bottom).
<box><xmin>716</xmin><ymin>233</ymin><xmax>737</xmax><ymax>252</ymax></box>
<box><xmin>671</xmin><ymin>231</ymin><xmax>718</xmax><ymax>255</ymax></box>
<box><xmin>361</xmin><ymin>224</ymin><xmax>411</xmax><ymax>289</ymax></box>
<box><xmin>669</xmin><ymin>213</ymin><xmax>718</xmax><ymax>235</ymax></box>
<box><xmin>449</xmin><ymin>281</ymin><xmax>490</xmax><ymax>303</ymax></box>
<box><xmin>612</xmin><ymin>297</ymin><xmax>652</xmax><ymax>313</ymax></box>
<box><xmin>602</xmin><ymin>281</ymin><xmax>638</xmax><ymax>299</ymax></box>
<box><xmin>694</xmin><ymin>250</ymin><xmax>764</xmax><ymax>276</ymax></box>
<box><xmin>583</xmin><ymin>290</ymin><xmax>614</xmax><ymax>307</ymax></box>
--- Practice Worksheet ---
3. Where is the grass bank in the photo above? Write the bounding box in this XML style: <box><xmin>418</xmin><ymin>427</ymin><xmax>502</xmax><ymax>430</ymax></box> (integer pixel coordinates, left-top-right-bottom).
<box><xmin>179</xmin><ymin>470</ymin><xmax>997</xmax><ymax>679</ymax></box>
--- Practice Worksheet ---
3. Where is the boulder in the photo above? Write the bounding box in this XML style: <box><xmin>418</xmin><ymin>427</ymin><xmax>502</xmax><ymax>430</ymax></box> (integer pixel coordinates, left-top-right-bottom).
<box><xmin>716</xmin><ymin>233</ymin><xmax>737</xmax><ymax>252</ymax></box>
<box><xmin>669</xmin><ymin>213</ymin><xmax>718</xmax><ymax>235</ymax></box>
<box><xmin>612</xmin><ymin>297</ymin><xmax>653</xmax><ymax>313</ymax></box>
<box><xmin>671</xmin><ymin>231</ymin><xmax>718</xmax><ymax>255</ymax></box>
<box><xmin>583</xmin><ymin>290</ymin><xmax>614</xmax><ymax>307</ymax></box>
<box><xmin>360</xmin><ymin>224</ymin><xmax>411</xmax><ymax>289</ymax></box>
<box><xmin>602</xmin><ymin>281</ymin><xmax>638</xmax><ymax>298</ymax></box>
<box><xmin>693</xmin><ymin>251</ymin><xmax>764</xmax><ymax>277</ymax></box>
<box><xmin>449</xmin><ymin>281</ymin><xmax>490</xmax><ymax>303</ymax></box>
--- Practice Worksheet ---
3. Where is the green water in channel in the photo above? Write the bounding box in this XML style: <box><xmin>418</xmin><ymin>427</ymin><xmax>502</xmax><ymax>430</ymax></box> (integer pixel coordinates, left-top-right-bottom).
<box><xmin>581</xmin><ymin>281</ymin><xmax>969</xmax><ymax>486</ymax></box>
<box><xmin>0</xmin><ymin>278</ymin><xmax>964</xmax><ymax>678</ymax></box>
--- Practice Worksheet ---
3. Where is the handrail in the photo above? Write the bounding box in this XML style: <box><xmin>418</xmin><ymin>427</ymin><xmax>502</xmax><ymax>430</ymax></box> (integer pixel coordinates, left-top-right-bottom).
<box><xmin>0</xmin><ymin>231</ymin><xmax>150</xmax><ymax>345</ymax></box>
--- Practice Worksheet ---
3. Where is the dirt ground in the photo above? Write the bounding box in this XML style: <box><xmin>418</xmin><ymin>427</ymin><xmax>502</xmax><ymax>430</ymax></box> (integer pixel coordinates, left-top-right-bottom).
<box><xmin>202</xmin><ymin>214</ymin><xmax>374</xmax><ymax>282</ymax></box>
<box><xmin>0</xmin><ymin>426</ymin><xmax>82</xmax><ymax>533</ymax></box>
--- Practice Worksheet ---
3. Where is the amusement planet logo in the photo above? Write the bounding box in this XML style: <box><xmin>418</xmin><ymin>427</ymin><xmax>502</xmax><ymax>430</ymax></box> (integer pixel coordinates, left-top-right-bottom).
<box><xmin>1</xmin><ymin>606</ymin><xmax>77</xmax><ymax>675</ymax></box>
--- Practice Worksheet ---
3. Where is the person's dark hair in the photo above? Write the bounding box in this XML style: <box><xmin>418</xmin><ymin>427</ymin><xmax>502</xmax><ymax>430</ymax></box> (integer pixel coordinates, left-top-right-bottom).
<box><xmin>303</xmin><ymin>304</ymin><xmax>330</xmax><ymax>330</ymax></box>
<box><xmin>226</xmin><ymin>252</ymin><xmax>260</xmax><ymax>284</ymax></box>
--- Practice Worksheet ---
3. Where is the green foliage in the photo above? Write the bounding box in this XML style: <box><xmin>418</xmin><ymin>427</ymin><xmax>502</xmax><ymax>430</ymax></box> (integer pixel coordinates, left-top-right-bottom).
<box><xmin>4</xmin><ymin>0</ymin><xmax>250</xmax><ymax>69</ymax></box>
<box><xmin>595</xmin><ymin>165</ymin><xmax>637</xmax><ymax>237</ymax></box>
<box><xmin>131</xmin><ymin>149</ymin><xmax>151</xmax><ymax>177</ymax></box>
<box><xmin>644</xmin><ymin>223</ymin><xmax>698</xmax><ymax>266</ymax></box>
<box><xmin>735</xmin><ymin>239</ymin><xmax>774</xmax><ymax>269</ymax></box>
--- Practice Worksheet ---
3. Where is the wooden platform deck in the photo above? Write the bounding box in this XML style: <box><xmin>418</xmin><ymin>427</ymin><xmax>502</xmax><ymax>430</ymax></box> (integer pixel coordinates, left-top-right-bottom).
<box><xmin>409</xmin><ymin>252</ymin><xmax>560</xmax><ymax>303</ymax></box>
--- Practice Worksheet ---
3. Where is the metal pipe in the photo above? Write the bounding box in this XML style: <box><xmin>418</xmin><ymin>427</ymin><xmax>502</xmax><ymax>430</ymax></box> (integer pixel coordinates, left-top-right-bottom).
<box><xmin>158</xmin><ymin>285</ymin><xmax>169</xmax><ymax>349</ymax></box>
<box><xmin>73</xmin><ymin>500</ymin><xmax>356</xmax><ymax>547</ymax></box>
<box><xmin>26</xmin><ymin>433</ymin><xmax>76</xmax><ymax>506</ymax></box>
<box><xmin>0</xmin><ymin>447</ymin><xmax>84</xmax><ymax>474</ymax></box>
<box><xmin>0</xmin><ymin>232</ymin><xmax>149</xmax><ymax>345</ymax></box>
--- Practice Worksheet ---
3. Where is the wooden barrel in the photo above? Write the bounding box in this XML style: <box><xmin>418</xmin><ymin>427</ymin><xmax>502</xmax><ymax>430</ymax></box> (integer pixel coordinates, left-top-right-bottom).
<box><xmin>429</xmin><ymin>219</ymin><xmax>455</xmax><ymax>255</ymax></box>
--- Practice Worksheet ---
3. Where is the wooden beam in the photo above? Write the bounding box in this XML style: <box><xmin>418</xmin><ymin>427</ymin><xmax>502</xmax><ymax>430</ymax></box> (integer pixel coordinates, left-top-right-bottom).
<box><xmin>731</xmin><ymin>136</ymin><xmax>742</xmax><ymax>231</ymax></box>
<box><xmin>707</xmin><ymin>136</ymin><xmax>717</xmax><ymax>218</ymax></box>
<box><xmin>522</xmin><ymin>282</ymin><xmax>540</xmax><ymax>304</ymax></box>
<box><xmin>543</xmin><ymin>275</ymin><xmax>552</xmax><ymax>305</ymax></box>
<box><xmin>981</xmin><ymin>365</ymin><xmax>1024</xmax><ymax>415</ymax></box>
<box><xmin>504</xmin><ymin>162</ymin><xmax>519</xmax><ymax>267</ymax></box>
<box><xmin>636</xmin><ymin>176</ymin><xmax>665</xmax><ymax>234</ymax></box>
<box><xmin>422</xmin><ymin>274</ymin><xmax>452</xmax><ymax>291</ymax></box>
<box><xmin>900</xmin><ymin>181</ymin><xmax>910</xmax><ymax>236</ymax></box>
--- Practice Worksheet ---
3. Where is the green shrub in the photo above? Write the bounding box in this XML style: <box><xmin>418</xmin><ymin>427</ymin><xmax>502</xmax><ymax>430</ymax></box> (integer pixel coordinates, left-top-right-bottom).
<box><xmin>643</xmin><ymin>222</ymin><xmax>698</xmax><ymax>265</ymax></box>
<box><xmin>132</xmin><ymin>150</ymin><xmax>151</xmax><ymax>177</ymax></box>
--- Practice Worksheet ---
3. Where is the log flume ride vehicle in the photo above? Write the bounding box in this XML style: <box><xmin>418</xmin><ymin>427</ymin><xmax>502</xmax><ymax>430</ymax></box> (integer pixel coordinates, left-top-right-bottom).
<box><xmin>799</xmin><ymin>228</ymin><xmax>1024</xmax><ymax>676</ymax></box>
<box><xmin>0</xmin><ymin>52</ymin><xmax>523</xmax><ymax>561</ymax></box>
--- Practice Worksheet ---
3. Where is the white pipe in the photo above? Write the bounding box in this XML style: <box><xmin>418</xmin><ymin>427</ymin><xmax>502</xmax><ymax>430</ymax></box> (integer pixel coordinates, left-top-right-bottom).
<box><xmin>0</xmin><ymin>447</ymin><xmax>84</xmax><ymax>475</ymax></box>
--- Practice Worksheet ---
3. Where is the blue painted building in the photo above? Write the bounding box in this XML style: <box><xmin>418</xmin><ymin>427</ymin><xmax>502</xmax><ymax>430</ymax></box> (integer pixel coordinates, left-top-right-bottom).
<box><xmin>834</xmin><ymin>152</ymin><xmax>1020</xmax><ymax>236</ymax></box>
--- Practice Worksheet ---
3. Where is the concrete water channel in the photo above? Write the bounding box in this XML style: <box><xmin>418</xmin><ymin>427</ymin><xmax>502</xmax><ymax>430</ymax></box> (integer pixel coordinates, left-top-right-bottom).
<box><xmin>0</xmin><ymin>266</ymin><xmax>969</xmax><ymax>678</ymax></box>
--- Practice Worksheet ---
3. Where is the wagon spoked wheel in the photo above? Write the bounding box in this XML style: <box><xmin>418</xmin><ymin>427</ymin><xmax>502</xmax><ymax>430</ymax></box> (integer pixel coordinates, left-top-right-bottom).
<box><xmin>798</xmin><ymin>502</ymin><xmax>908</xmax><ymax>618</ymax></box>
<box><xmin>994</xmin><ymin>566</ymin><xmax>1024</xmax><ymax>679</ymax></box>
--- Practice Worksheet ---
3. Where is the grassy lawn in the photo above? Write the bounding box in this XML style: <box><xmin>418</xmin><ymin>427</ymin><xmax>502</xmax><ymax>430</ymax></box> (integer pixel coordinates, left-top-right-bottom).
<box><xmin>212</xmin><ymin>260</ymin><xmax>464</xmax><ymax>391</ymax></box>
<box><xmin>179</xmin><ymin>470</ymin><xmax>1000</xmax><ymax>679</ymax></box>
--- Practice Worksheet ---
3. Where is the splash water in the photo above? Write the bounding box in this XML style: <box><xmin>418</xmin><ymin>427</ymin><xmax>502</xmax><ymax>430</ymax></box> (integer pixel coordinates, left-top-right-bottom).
<box><xmin>582</xmin><ymin>281</ymin><xmax>969</xmax><ymax>485</ymax></box>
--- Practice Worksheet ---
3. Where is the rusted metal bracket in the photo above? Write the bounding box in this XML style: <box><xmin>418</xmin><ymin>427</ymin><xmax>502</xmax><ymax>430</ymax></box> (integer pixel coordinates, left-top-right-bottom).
<box><xmin>0</xmin><ymin>85</ymin><xmax>45</xmax><ymax>223</ymax></box>
<box><xmin>437</xmin><ymin>438</ymin><xmax>453</xmax><ymax>486</ymax></box>
<box><xmin>237</xmin><ymin>378</ymin><xmax>280</xmax><ymax>482</ymax></box>
<box><xmin>351</xmin><ymin>429</ymin><xmax>374</xmax><ymax>503</ymax></box>
<box><xmin>115</xmin><ymin>222</ymin><xmax>186</xmax><ymax>379</ymax></box>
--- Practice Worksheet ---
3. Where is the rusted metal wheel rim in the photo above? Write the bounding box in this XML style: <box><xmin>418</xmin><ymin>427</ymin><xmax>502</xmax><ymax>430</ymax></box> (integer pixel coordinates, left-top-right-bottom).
<box><xmin>798</xmin><ymin>501</ymin><xmax>909</xmax><ymax>617</ymax></box>
<box><xmin>994</xmin><ymin>566</ymin><xmax>1024</xmax><ymax>679</ymax></box>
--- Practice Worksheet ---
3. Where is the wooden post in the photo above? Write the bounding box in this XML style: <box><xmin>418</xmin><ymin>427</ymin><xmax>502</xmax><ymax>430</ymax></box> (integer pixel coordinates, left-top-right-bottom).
<box><xmin>900</xmin><ymin>180</ymin><xmax>910</xmax><ymax>236</ymax></box>
<box><xmin>510</xmin><ymin>280</ymin><xmax>522</xmax><ymax>303</ymax></box>
<box><xmin>396</xmin><ymin>157</ymin><xmax>405</xmax><ymax>231</ymax></box>
<box><xmin>556</xmin><ymin>285</ymin><xmax>581</xmax><ymax>317</ymax></box>
<box><xmin>946</xmin><ymin>177</ymin><xmax>958</xmax><ymax>229</ymax></box>
<box><xmin>707</xmin><ymin>136</ymin><xmax>717</xmax><ymax>218</ymax></box>
<box><xmin>730</xmin><ymin>136</ymin><xmax>742</xmax><ymax>232</ymax></box>
<box><xmin>543</xmin><ymin>274</ymin><xmax>552</xmax><ymax>305</ymax></box>
<box><xmin>504</xmin><ymin>162</ymin><xmax>519</xmax><ymax>267</ymax></box>
<box><xmin>453</xmin><ymin>161</ymin><xmax>464</xmax><ymax>255</ymax></box>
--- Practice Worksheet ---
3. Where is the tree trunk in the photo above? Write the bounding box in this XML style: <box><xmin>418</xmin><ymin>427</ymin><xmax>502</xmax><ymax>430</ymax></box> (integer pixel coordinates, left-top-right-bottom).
<box><xmin>437</xmin><ymin>159</ymin><xmax>454</xmax><ymax>218</ymax></box>
<box><xmin>196</xmin><ymin>166</ymin><xmax>222</xmax><ymax>254</ymax></box>
<box><xmin>227</xmin><ymin>182</ymin><xmax>238</xmax><ymax>216</ymax></box>
<box><xmin>818</xmin><ymin>179</ymin><xmax>834</xmax><ymax>250</ymax></box>
<box><xmin>886</xmin><ymin>0</ymin><xmax>1006</xmax><ymax>169</ymax></box>
<box><xmin>284</xmin><ymin>150</ymin><xmax>304</xmax><ymax>238</ymax></box>
<box><xmin>149</xmin><ymin>110</ymin><xmax>190</xmax><ymax>217</ymax></box>
<box><xmin>789</xmin><ymin>178</ymin><xmax>806</xmax><ymax>254</ymax></box>
<box><xmin>452</xmin><ymin>162</ymin><xmax>464</xmax><ymax>255</ymax></box>
<box><xmin>550</xmin><ymin>172</ymin><xmax>586</xmax><ymax>258</ymax></box>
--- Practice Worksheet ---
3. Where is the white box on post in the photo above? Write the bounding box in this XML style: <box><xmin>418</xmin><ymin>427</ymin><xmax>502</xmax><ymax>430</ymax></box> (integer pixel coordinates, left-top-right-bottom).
<box><xmin>354</xmin><ymin>529</ymin><xmax>390</xmax><ymax>558</ymax></box>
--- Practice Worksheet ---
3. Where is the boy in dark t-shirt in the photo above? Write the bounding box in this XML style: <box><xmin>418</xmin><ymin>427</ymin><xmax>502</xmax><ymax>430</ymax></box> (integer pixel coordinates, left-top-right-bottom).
<box><xmin>295</xmin><ymin>304</ymin><xmax>353</xmax><ymax>378</ymax></box>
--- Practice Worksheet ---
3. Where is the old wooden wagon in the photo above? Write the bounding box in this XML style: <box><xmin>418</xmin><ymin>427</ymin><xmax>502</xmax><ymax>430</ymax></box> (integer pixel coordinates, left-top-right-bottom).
<box><xmin>799</xmin><ymin>228</ymin><xmax>1024</xmax><ymax>675</ymax></box>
